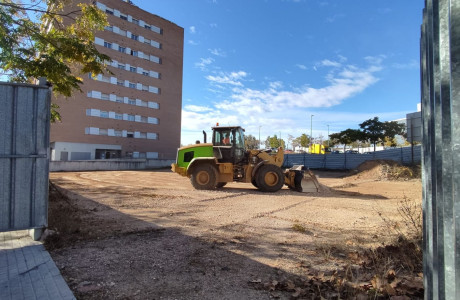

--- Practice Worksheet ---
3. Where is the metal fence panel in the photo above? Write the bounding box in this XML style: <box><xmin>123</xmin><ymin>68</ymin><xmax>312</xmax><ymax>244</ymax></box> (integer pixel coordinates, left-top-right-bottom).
<box><xmin>421</xmin><ymin>0</ymin><xmax>460</xmax><ymax>298</ymax></box>
<box><xmin>0</xmin><ymin>82</ymin><xmax>50</xmax><ymax>232</ymax></box>
<box><xmin>282</xmin><ymin>145</ymin><xmax>421</xmax><ymax>170</ymax></box>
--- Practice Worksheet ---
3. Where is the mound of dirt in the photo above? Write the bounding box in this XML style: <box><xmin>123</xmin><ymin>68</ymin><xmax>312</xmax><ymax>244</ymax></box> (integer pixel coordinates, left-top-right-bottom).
<box><xmin>354</xmin><ymin>160</ymin><xmax>420</xmax><ymax>181</ymax></box>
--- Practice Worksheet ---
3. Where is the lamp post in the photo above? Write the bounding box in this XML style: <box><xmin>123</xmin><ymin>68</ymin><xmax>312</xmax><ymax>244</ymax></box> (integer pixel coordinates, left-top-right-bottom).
<box><xmin>258</xmin><ymin>126</ymin><xmax>262</xmax><ymax>149</ymax></box>
<box><xmin>327</xmin><ymin>124</ymin><xmax>330</xmax><ymax>147</ymax></box>
<box><xmin>310</xmin><ymin>114</ymin><xmax>314</xmax><ymax>147</ymax></box>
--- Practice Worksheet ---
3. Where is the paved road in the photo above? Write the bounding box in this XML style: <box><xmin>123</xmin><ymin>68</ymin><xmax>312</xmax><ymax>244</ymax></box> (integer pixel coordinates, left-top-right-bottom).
<box><xmin>0</xmin><ymin>230</ymin><xmax>75</xmax><ymax>300</ymax></box>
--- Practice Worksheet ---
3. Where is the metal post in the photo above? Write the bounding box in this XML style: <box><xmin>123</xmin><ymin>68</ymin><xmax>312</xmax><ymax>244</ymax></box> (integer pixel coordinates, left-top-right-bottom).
<box><xmin>421</xmin><ymin>0</ymin><xmax>460</xmax><ymax>298</ymax></box>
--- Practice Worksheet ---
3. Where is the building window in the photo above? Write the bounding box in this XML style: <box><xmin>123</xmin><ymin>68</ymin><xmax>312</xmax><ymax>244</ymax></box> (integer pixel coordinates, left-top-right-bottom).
<box><xmin>119</xmin><ymin>29</ymin><xmax>127</xmax><ymax>36</ymax></box>
<box><xmin>131</xmin><ymin>34</ymin><xmax>139</xmax><ymax>41</ymax></box>
<box><xmin>100</xmin><ymin>111</ymin><xmax>109</xmax><ymax>118</ymax></box>
<box><xmin>148</xmin><ymin>102</ymin><xmax>159</xmax><ymax>109</ymax></box>
<box><xmin>118</xmin><ymin>47</ymin><xmax>126</xmax><ymax>54</ymax></box>
<box><xmin>105</xmin><ymin>9</ymin><xmax>114</xmax><ymax>15</ymax></box>
<box><xmin>142</xmin><ymin>85</ymin><xmax>148</xmax><ymax>91</ymax></box>
<box><xmin>99</xmin><ymin>129</ymin><xmax>108</xmax><ymax>136</ymax></box>
<box><xmin>130</xmin><ymin>66</ymin><xmax>136</xmax><ymax>73</ymax></box>
<box><xmin>142</xmin><ymin>71</ymin><xmax>149</xmax><ymax>76</ymax></box>
<box><xmin>139</xmin><ymin>132</ymin><xmax>147</xmax><ymax>139</ymax></box>
<box><xmin>114</xmin><ymin>130</ymin><xmax>122</xmax><ymax>137</ymax></box>
<box><xmin>128</xmin><ymin>82</ymin><xmax>136</xmax><ymax>89</ymax></box>
<box><xmin>145</xmin><ymin>24</ymin><xmax>151</xmax><ymax>30</ymax></box>
<box><xmin>117</xmin><ymin>80</ymin><xmax>124</xmax><ymax>86</ymax></box>
<box><xmin>115</xmin><ymin>113</ymin><xmax>123</xmax><ymax>120</ymax></box>
<box><xmin>98</xmin><ymin>75</ymin><xmax>110</xmax><ymax>83</ymax></box>
<box><xmin>103</xmin><ymin>42</ymin><xmax>112</xmax><ymax>49</ymax></box>
<box><xmin>144</xmin><ymin>38</ymin><xmax>150</xmax><ymax>45</ymax></box>
<box><xmin>101</xmin><ymin>93</ymin><xmax>109</xmax><ymax>100</ymax></box>
<box><xmin>120</xmin><ymin>14</ymin><xmax>127</xmax><ymax>20</ymax></box>
<box><xmin>128</xmin><ymin>98</ymin><xmax>136</xmax><ymax>105</ymax></box>
<box><xmin>128</xmin><ymin>115</ymin><xmax>135</xmax><ymax>121</ymax></box>
<box><xmin>116</xmin><ymin>96</ymin><xmax>123</xmax><ymax>103</ymax></box>
<box><xmin>118</xmin><ymin>63</ymin><xmax>125</xmax><ymax>70</ymax></box>
<box><xmin>127</xmin><ymin>132</ymin><xmax>134</xmax><ymax>138</ymax></box>
<box><xmin>132</xmin><ymin>18</ymin><xmax>139</xmax><ymax>25</ymax></box>
<box><xmin>105</xmin><ymin>26</ymin><xmax>113</xmax><ymax>31</ymax></box>
<box><xmin>131</xmin><ymin>50</ymin><xmax>138</xmax><ymax>57</ymax></box>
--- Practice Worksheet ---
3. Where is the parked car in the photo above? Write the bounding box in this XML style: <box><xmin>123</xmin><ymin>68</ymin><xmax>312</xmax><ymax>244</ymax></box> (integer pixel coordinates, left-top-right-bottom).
<box><xmin>345</xmin><ymin>150</ymin><xmax>359</xmax><ymax>154</ymax></box>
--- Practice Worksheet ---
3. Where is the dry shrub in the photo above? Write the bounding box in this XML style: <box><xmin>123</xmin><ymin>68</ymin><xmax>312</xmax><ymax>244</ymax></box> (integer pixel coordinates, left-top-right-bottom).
<box><xmin>376</xmin><ymin>196</ymin><xmax>423</xmax><ymax>273</ymax></box>
<box><xmin>356</xmin><ymin>160</ymin><xmax>421</xmax><ymax>181</ymax></box>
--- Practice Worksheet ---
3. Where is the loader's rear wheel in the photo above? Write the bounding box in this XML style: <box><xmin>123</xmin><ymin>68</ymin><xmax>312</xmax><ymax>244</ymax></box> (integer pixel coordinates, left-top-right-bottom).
<box><xmin>255</xmin><ymin>164</ymin><xmax>284</xmax><ymax>193</ymax></box>
<box><xmin>191</xmin><ymin>164</ymin><xmax>217</xmax><ymax>190</ymax></box>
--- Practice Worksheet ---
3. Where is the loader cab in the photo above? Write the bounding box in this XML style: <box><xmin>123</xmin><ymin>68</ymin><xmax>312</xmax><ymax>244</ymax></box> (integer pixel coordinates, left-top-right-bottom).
<box><xmin>212</xmin><ymin>126</ymin><xmax>246</xmax><ymax>164</ymax></box>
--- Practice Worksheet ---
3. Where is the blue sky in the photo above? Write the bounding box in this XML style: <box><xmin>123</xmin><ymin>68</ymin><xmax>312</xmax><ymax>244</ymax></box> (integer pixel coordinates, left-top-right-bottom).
<box><xmin>135</xmin><ymin>0</ymin><xmax>424</xmax><ymax>146</ymax></box>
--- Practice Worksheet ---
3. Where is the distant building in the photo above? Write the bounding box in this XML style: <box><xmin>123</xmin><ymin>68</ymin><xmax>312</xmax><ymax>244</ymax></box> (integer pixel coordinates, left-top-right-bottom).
<box><xmin>50</xmin><ymin>0</ymin><xmax>184</xmax><ymax>161</ymax></box>
<box><xmin>406</xmin><ymin>104</ymin><xmax>422</xmax><ymax>143</ymax></box>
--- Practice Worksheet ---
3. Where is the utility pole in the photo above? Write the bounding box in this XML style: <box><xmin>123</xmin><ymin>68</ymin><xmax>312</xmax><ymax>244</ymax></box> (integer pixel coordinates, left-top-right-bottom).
<box><xmin>327</xmin><ymin>124</ymin><xmax>330</xmax><ymax>146</ymax></box>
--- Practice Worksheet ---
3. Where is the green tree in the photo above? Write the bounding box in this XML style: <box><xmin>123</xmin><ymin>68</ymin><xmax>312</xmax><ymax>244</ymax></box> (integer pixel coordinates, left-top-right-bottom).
<box><xmin>359</xmin><ymin>117</ymin><xmax>385</xmax><ymax>151</ymax></box>
<box><xmin>244</xmin><ymin>134</ymin><xmax>259</xmax><ymax>150</ymax></box>
<box><xmin>265</xmin><ymin>135</ymin><xmax>285</xmax><ymax>149</ymax></box>
<box><xmin>299</xmin><ymin>133</ymin><xmax>310</xmax><ymax>147</ymax></box>
<box><xmin>0</xmin><ymin>0</ymin><xmax>111</xmax><ymax>121</ymax></box>
<box><xmin>329</xmin><ymin>129</ymin><xmax>363</xmax><ymax>152</ymax></box>
<box><xmin>383</xmin><ymin>121</ymin><xmax>406</xmax><ymax>147</ymax></box>
<box><xmin>359</xmin><ymin>117</ymin><xmax>406</xmax><ymax>150</ymax></box>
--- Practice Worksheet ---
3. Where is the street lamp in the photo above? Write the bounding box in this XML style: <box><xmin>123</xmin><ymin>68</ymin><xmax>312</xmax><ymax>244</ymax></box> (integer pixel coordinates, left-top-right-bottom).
<box><xmin>310</xmin><ymin>114</ymin><xmax>314</xmax><ymax>147</ymax></box>
<box><xmin>327</xmin><ymin>124</ymin><xmax>330</xmax><ymax>147</ymax></box>
<box><xmin>258</xmin><ymin>126</ymin><xmax>262</xmax><ymax>149</ymax></box>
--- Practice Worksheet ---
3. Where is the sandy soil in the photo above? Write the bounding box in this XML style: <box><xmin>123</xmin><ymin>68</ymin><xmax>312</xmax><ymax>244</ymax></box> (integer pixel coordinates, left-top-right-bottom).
<box><xmin>47</xmin><ymin>165</ymin><xmax>423</xmax><ymax>299</ymax></box>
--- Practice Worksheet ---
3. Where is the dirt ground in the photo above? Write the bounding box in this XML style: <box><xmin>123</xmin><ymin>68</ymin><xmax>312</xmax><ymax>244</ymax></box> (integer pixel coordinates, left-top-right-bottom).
<box><xmin>47</xmin><ymin>162</ymin><xmax>423</xmax><ymax>299</ymax></box>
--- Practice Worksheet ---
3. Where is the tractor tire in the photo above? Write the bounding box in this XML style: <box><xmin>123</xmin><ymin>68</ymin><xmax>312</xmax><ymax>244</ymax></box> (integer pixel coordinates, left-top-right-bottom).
<box><xmin>255</xmin><ymin>164</ymin><xmax>284</xmax><ymax>193</ymax></box>
<box><xmin>190</xmin><ymin>164</ymin><xmax>218</xmax><ymax>190</ymax></box>
<box><xmin>216</xmin><ymin>182</ymin><xmax>227</xmax><ymax>188</ymax></box>
<box><xmin>251</xmin><ymin>178</ymin><xmax>258</xmax><ymax>188</ymax></box>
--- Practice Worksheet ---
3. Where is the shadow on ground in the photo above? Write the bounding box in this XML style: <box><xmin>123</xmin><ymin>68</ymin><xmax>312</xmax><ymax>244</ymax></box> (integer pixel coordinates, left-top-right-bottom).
<box><xmin>47</xmin><ymin>177</ymin><xmax>423</xmax><ymax>300</ymax></box>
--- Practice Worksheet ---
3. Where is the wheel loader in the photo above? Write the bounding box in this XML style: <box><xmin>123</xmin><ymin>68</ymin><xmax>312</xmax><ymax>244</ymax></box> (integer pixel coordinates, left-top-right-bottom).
<box><xmin>171</xmin><ymin>125</ymin><xmax>320</xmax><ymax>193</ymax></box>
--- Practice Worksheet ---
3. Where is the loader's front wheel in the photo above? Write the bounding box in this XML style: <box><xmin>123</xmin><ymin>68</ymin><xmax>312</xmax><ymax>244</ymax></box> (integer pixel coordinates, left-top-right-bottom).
<box><xmin>256</xmin><ymin>164</ymin><xmax>284</xmax><ymax>193</ymax></box>
<box><xmin>216</xmin><ymin>182</ymin><xmax>227</xmax><ymax>188</ymax></box>
<box><xmin>191</xmin><ymin>164</ymin><xmax>217</xmax><ymax>190</ymax></box>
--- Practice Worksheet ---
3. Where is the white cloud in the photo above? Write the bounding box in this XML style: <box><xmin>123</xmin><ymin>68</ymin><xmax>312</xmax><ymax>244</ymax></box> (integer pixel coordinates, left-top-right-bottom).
<box><xmin>296</xmin><ymin>64</ymin><xmax>307</xmax><ymax>70</ymax></box>
<box><xmin>195</xmin><ymin>57</ymin><xmax>214</xmax><ymax>71</ymax></box>
<box><xmin>189</xmin><ymin>26</ymin><xmax>196</xmax><ymax>34</ymax></box>
<box><xmin>392</xmin><ymin>60</ymin><xmax>419</xmax><ymax>70</ymax></box>
<box><xmin>206</xmin><ymin>71</ymin><xmax>248</xmax><ymax>86</ymax></box>
<box><xmin>320</xmin><ymin>59</ymin><xmax>341</xmax><ymax>68</ymax></box>
<box><xmin>184</xmin><ymin>105</ymin><xmax>213</xmax><ymax>112</ymax></box>
<box><xmin>181</xmin><ymin>57</ymin><xmax>387</xmax><ymax>145</ymax></box>
<box><xmin>209</xmin><ymin>48</ymin><xmax>226</xmax><ymax>57</ymax></box>
<box><xmin>188</xmin><ymin>40</ymin><xmax>199</xmax><ymax>45</ymax></box>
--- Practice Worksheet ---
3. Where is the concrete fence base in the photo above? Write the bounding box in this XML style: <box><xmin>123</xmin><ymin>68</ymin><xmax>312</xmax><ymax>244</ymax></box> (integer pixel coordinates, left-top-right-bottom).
<box><xmin>50</xmin><ymin>159</ymin><xmax>174</xmax><ymax>172</ymax></box>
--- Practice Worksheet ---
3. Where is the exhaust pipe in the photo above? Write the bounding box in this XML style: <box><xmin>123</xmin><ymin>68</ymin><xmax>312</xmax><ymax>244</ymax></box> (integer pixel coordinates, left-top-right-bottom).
<box><xmin>203</xmin><ymin>130</ymin><xmax>207</xmax><ymax>143</ymax></box>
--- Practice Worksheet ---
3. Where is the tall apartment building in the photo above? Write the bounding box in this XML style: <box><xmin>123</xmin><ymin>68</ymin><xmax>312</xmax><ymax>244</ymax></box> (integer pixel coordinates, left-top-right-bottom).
<box><xmin>50</xmin><ymin>0</ymin><xmax>183</xmax><ymax>161</ymax></box>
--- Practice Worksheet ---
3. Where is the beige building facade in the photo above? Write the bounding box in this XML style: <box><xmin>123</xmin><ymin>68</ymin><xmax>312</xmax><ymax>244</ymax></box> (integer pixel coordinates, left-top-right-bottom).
<box><xmin>50</xmin><ymin>0</ymin><xmax>183</xmax><ymax>161</ymax></box>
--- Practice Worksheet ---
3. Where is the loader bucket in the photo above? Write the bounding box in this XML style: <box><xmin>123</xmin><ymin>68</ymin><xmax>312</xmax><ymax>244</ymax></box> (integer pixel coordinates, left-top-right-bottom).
<box><xmin>285</xmin><ymin>165</ymin><xmax>321</xmax><ymax>193</ymax></box>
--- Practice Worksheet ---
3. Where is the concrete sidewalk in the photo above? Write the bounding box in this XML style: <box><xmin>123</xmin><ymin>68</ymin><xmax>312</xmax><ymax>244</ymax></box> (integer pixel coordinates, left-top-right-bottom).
<box><xmin>0</xmin><ymin>230</ymin><xmax>75</xmax><ymax>300</ymax></box>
